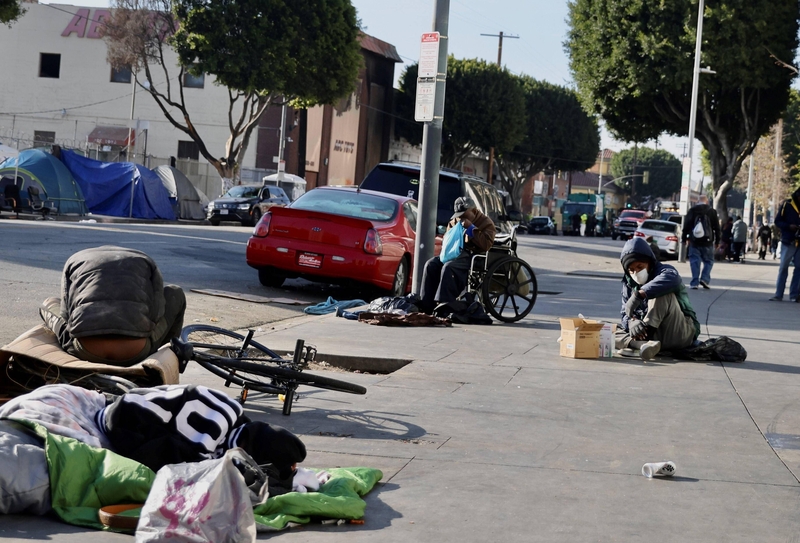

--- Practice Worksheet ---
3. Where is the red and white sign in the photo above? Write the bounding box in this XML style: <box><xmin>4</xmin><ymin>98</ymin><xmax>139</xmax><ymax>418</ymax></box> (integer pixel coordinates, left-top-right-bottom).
<box><xmin>298</xmin><ymin>252</ymin><xmax>323</xmax><ymax>268</ymax></box>
<box><xmin>418</xmin><ymin>32</ymin><xmax>440</xmax><ymax>78</ymax></box>
<box><xmin>415</xmin><ymin>32</ymin><xmax>440</xmax><ymax>123</ymax></box>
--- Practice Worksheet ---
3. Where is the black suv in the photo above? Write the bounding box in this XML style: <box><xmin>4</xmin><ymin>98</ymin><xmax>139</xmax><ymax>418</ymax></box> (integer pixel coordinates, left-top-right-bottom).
<box><xmin>207</xmin><ymin>184</ymin><xmax>290</xmax><ymax>226</ymax></box>
<box><xmin>359</xmin><ymin>162</ymin><xmax>518</xmax><ymax>240</ymax></box>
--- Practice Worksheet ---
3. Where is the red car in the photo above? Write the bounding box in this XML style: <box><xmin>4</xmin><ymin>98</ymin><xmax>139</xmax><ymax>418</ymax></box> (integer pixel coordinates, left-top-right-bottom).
<box><xmin>246</xmin><ymin>186</ymin><xmax>436</xmax><ymax>296</ymax></box>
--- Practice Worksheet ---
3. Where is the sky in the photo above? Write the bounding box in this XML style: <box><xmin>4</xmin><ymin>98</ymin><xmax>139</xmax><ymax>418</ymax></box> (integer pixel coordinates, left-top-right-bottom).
<box><xmin>42</xmin><ymin>0</ymin><xmax>704</xmax><ymax>177</ymax></box>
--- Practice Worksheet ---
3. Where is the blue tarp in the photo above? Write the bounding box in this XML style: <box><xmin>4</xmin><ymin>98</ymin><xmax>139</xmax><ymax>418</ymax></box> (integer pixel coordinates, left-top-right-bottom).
<box><xmin>0</xmin><ymin>149</ymin><xmax>88</xmax><ymax>215</ymax></box>
<box><xmin>60</xmin><ymin>150</ymin><xmax>176</xmax><ymax>220</ymax></box>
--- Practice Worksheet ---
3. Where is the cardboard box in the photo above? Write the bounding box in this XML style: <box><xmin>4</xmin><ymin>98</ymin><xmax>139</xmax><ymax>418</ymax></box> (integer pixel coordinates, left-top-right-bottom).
<box><xmin>559</xmin><ymin>318</ymin><xmax>606</xmax><ymax>359</ymax></box>
<box><xmin>598</xmin><ymin>323</ymin><xmax>617</xmax><ymax>358</ymax></box>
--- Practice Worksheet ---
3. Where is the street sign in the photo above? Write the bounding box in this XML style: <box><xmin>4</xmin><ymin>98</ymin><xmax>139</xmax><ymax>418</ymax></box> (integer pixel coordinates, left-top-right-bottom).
<box><xmin>277</xmin><ymin>160</ymin><xmax>285</xmax><ymax>172</ymax></box>
<box><xmin>415</xmin><ymin>33</ymin><xmax>440</xmax><ymax>123</ymax></box>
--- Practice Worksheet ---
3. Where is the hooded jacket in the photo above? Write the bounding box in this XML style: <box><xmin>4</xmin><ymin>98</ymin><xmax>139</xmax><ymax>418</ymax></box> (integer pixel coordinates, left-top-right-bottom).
<box><xmin>447</xmin><ymin>207</ymin><xmax>496</xmax><ymax>253</ymax></box>
<box><xmin>775</xmin><ymin>188</ymin><xmax>800</xmax><ymax>246</ymax></box>
<box><xmin>682</xmin><ymin>203</ymin><xmax>721</xmax><ymax>246</ymax></box>
<box><xmin>731</xmin><ymin>219</ymin><xmax>747</xmax><ymax>242</ymax></box>
<box><xmin>619</xmin><ymin>237</ymin><xmax>700</xmax><ymax>338</ymax></box>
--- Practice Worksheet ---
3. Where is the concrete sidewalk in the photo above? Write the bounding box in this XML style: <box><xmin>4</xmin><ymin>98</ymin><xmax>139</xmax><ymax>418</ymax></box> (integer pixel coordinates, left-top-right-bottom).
<box><xmin>2</xmin><ymin>247</ymin><xmax>800</xmax><ymax>541</ymax></box>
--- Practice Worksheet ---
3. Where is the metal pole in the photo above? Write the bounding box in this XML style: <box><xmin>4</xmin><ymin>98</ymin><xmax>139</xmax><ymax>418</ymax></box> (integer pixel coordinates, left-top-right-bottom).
<box><xmin>277</xmin><ymin>102</ymin><xmax>287</xmax><ymax>182</ymax></box>
<box><xmin>412</xmin><ymin>0</ymin><xmax>450</xmax><ymax>295</ymax></box>
<box><xmin>678</xmin><ymin>0</ymin><xmax>705</xmax><ymax>263</ymax></box>
<box><xmin>770</xmin><ymin>119</ymin><xmax>783</xmax><ymax>221</ymax></box>
<box><xmin>128</xmin><ymin>73</ymin><xmax>137</xmax><ymax>218</ymax></box>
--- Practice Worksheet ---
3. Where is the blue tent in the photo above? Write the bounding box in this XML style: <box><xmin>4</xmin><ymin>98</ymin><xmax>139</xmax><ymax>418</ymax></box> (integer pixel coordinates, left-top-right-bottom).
<box><xmin>0</xmin><ymin>149</ymin><xmax>88</xmax><ymax>215</ymax></box>
<box><xmin>60</xmin><ymin>150</ymin><xmax>176</xmax><ymax>220</ymax></box>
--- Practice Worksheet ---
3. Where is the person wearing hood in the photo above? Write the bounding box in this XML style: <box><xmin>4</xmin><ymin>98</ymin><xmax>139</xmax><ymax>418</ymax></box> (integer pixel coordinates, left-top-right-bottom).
<box><xmin>617</xmin><ymin>238</ymin><xmax>701</xmax><ymax>360</ymax></box>
<box><xmin>770</xmin><ymin>187</ymin><xmax>800</xmax><ymax>302</ymax></box>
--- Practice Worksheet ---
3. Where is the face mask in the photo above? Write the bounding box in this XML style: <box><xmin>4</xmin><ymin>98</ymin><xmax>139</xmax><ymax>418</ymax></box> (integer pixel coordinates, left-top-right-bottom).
<box><xmin>632</xmin><ymin>269</ymin><xmax>649</xmax><ymax>285</ymax></box>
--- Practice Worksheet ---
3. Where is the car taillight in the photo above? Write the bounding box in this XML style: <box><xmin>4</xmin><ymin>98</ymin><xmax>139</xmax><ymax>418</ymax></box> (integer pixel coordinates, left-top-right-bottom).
<box><xmin>666</xmin><ymin>235</ymin><xmax>678</xmax><ymax>241</ymax></box>
<box><xmin>364</xmin><ymin>228</ymin><xmax>383</xmax><ymax>254</ymax></box>
<box><xmin>253</xmin><ymin>213</ymin><xmax>271</xmax><ymax>237</ymax></box>
<box><xmin>634</xmin><ymin>231</ymin><xmax>645</xmax><ymax>237</ymax></box>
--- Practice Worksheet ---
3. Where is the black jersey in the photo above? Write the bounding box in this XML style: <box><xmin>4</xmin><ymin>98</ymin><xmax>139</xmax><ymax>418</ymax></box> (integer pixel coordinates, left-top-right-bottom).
<box><xmin>97</xmin><ymin>384</ymin><xmax>248</xmax><ymax>471</ymax></box>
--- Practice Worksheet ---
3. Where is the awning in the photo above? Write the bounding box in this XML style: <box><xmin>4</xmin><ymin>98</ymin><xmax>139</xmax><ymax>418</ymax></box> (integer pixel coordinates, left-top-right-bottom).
<box><xmin>87</xmin><ymin>126</ymin><xmax>135</xmax><ymax>147</ymax></box>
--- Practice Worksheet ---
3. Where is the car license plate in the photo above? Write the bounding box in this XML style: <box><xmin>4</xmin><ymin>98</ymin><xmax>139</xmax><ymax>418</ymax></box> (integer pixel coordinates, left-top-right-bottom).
<box><xmin>220</xmin><ymin>209</ymin><xmax>229</xmax><ymax>215</ymax></box>
<box><xmin>298</xmin><ymin>252</ymin><xmax>322</xmax><ymax>268</ymax></box>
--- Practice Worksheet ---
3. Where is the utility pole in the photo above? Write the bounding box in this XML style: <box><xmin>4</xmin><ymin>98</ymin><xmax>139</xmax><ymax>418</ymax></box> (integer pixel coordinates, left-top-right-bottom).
<box><xmin>412</xmin><ymin>0</ymin><xmax>450</xmax><ymax>295</ymax></box>
<box><xmin>277</xmin><ymin>101</ymin><xmax>287</xmax><ymax>182</ymax></box>
<box><xmin>127</xmin><ymin>73</ymin><xmax>137</xmax><ymax>218</ymax></box>
<box><xmin>771</xmin><ymin>118</ymin><xmax>784</xmax><ymax>221</ymax></box>
<box><xmin>480</xmin><ymin>31</ymin><xmax>518</xmax><ymax>185</ymax></box>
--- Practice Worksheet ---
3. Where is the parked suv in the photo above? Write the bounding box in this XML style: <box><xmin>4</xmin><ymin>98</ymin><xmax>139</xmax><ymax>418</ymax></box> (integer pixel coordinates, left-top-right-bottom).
<box><xmin>359</xmin><ymin>162</ymin><xmax>518</xmax><ymax>241</ymax></box>
<box><xmin>611</xmin><ymin>209</ymin><xmax>648</xmax><ymax>240</ymax></box>
<box><xmin>207</xmin><ymin>184</ymin><xmax>290</xmax><ymax>226</ymax></box>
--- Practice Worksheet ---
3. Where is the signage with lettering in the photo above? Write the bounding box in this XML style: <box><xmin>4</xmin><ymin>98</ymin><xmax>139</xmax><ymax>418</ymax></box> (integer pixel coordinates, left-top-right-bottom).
<box><xmin>62</xmin><ymin>9</ymin><xmax>111</xmax><ymax>38</ymax></box>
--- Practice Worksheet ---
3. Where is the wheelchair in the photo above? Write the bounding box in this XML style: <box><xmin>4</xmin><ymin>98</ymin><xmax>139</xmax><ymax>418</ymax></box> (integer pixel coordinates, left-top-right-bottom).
<box><xmin>465</xmin><ymin>235</ymin><xmax>538</xmax><ymax>323</ymax></box>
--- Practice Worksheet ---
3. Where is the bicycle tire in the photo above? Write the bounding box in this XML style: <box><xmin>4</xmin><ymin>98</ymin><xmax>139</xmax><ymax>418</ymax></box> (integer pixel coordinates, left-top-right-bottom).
<box><xmin>181</xmin><ymin>325</ymin><xmax>366</xmax><ymax>396</ymax></box>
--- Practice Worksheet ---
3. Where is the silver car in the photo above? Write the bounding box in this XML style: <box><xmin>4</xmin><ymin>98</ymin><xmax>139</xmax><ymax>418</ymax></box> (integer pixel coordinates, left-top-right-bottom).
<box><xmin>634</xmin><ymin>219</ymin><xmax>680</xmax><ymax>258</ymax></box>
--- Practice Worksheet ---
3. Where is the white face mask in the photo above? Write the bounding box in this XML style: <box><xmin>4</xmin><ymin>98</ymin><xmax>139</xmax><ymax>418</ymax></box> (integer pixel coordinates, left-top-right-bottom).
<box><xmin>632</xmin><ymin>269</ymin><xmax>649</xmax><ymax>285</ymax></box>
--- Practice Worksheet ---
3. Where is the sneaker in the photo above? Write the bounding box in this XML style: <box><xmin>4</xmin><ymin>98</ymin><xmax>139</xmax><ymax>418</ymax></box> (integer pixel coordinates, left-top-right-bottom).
<box><xmin>699</xmin><ymin>280</ymin><xmax>710</xmax><ymax>289</ymax></box>
<box><xmin>639</xmin><ymin>340</ymin><xmax>662</xmax><ymax>361</ymax></box>
<box><xmin>790</xmin><ymin>298</ymin><xmax>798</xmax><ymax>303</ymax></box>
<box><xmin>769</xmin><ymin>296</ymin><xmax>782</xmax><ymax>301</ymax></box>
<box><xmin>690</xmin><ymin>285</ymin><xmax>699</xmax><ymax>290</ymax></box>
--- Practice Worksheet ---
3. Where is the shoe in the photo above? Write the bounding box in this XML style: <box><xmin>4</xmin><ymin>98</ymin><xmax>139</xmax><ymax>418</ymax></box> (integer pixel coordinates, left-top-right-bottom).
<box><xmin>639</xmin><ymin>341</ymin><xmax>662</xmax><ymax>361</ymax></box>
<box><xmin>699</xmin><ymin>280</ymin><xmax>710</xmax><ymax>289</ymax></box>
<box><xmin>690</xmin><ymin>285</ymin><xmax>699</xmax><ymax>290</ymax></box>
<box><xmin>790</xmin><ymin>298</ymin><xmax>798</xmax><ymax>303</ymax></box>
<box><xmin>769</xmin><ymin>296</ymin><xmax>782</xmax><ymax>301</ymax></box>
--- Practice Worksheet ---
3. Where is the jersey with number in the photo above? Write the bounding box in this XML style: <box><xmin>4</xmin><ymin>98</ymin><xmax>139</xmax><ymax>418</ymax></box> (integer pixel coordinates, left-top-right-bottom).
<box><xmin>96</xmin><ymin>384</ymin><xmax>249</xmax><ymax>471</ymax></box>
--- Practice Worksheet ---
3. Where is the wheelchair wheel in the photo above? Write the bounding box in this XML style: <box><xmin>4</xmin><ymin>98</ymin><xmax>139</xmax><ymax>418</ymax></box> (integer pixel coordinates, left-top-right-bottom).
<box><xmin>482</xmin><ymin>256</ymin><xmax>537</xmax><ymax>323</ymax></box>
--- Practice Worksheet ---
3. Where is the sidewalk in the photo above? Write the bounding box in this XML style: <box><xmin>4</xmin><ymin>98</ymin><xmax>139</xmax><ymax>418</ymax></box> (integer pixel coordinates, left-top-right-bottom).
<box><xmin>3</xmin><ymin>246</ymin><xmax>800</xmax><ymax>541</ymax></box>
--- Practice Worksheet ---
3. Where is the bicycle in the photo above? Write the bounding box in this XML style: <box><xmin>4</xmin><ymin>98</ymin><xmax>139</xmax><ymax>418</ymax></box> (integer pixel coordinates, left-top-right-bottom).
<box><xmin>170</xmin><ymin>324</ymin><xmax>367</xmax><ymax>415</ymax></box>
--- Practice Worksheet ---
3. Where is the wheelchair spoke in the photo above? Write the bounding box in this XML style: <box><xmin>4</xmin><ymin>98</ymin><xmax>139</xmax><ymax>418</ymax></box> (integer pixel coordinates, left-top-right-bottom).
<box><xmin>499</xmin><ymin>293</ymin><xmax>510</xmax><ymax>313</ymax></box>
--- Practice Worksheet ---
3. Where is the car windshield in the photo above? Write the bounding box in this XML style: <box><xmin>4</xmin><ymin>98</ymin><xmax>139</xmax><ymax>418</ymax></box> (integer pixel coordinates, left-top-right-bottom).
<box><xmin>530</xmin><ymin>218</ymin><xmax>549</xmax><ymax>225</ymax></box>
<box><xmin>620</xmin><ymin>211</ymin><xmax>645</xmax><ymax>219</ymax></box>
<box><xmin>641</xmin><ymin>221</ymin><xmax>677</xmax><ymax>233</ymax></box>
<box><xmin>291</xmin><ymin>189</ymin><xmax>398</xmax><ymax>222</ymax></box>
<box><xmin>224</xmin><ymin>186</ymin><xmax>260</xmax><ymax>198</ymax></box>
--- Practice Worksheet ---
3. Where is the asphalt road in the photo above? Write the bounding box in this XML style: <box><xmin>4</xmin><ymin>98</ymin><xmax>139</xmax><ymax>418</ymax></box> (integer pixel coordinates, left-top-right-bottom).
<box><xmin>0</xmin><ymin>219</ymin><xmax>634</xmax><ymax>348</ymax></box>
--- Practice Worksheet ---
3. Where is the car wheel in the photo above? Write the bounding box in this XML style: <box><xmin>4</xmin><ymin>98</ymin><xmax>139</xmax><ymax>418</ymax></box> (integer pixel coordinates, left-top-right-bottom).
<box><xmin>210</xmin><ymin>219</ymin><xmax>220</xmax><ymax>226</ymax></box>
<box><xmin>390</xmin><ymin>257</ymin><xmax>410</xmax><ymax>297</ymax></box>
<box><xmin>250</xmin><ymin>207</ymin><xmax>262</xmax><ymax>227</ymax></box>
<box><xmin>258</xmin><ymin>268</ymin><xmax>285</xmax><ymax>288</ymax></box>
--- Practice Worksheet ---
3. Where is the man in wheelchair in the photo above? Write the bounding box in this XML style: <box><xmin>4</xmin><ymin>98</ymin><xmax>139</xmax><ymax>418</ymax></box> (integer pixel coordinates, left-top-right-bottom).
<box><xmin>420</xmin><ymin>196</ymin><xmax>496</xmax><ymax>314</ymax></box>
<box><xmin>617</xmin><ymin>237</ymin><xmax>700</xmax><ymax>360</ymax></box>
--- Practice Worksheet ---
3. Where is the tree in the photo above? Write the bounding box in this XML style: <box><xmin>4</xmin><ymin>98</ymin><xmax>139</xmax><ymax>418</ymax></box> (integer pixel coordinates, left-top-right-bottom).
<box><xmin>0</xmin><ymin>0</ymin><xmax>24</xmax><ymax>25</ymax></box>
<box><xmin>103</xmin><ymin>0</ymin><xmax>361</xmax><ymax>191</ymax></box>
<box><xmin>781</xmin><ymin>89</ymin><xmax>800</xmax><ymax>190</ymax></box>
<box><xmin>395</xmin><ymin>57</ymin><xmax>526</xmax><ymax>169</ymax></box>
<box><xmin>496</xmin><ymin>76</ymin><xmax>600</xmax><ymax>208</ymax></box>
<box><xmin>566</xmin><ymin>0</ymin><xmax>799</xmax><ymax>223</ymax></box>
<box><xmin>610</xmin><ymin>147</ymin><xmax>682</xmax><ymax>204</ymax></box>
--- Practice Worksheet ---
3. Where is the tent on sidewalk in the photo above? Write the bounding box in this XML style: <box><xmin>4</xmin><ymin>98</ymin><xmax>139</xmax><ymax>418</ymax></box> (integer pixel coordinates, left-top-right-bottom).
<box><xmin>60</xmin><ymin>150</ymin><xmax>175</xmax><ymax>220</ymax></box>
<box><xmin>0</xmin><ymin>149</ymin><xmax>88</xmax><ymax>215</ymax></box>
<box><xmin>153</xmin><ymin>165</ymin><xmax>209</xmax><ymax>220</ymax></box>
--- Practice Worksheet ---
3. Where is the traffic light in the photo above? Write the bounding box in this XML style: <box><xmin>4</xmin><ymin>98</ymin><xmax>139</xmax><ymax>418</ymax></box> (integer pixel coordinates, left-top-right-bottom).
<box><xmin>626</xmin><ymin>203</ymin><xmax>633</xmax><ymax>208</ymax></box>
<box><xmin>642</xmin><ymin>171</ymin><xmax>650</xmax><ymax>185</ymax></box>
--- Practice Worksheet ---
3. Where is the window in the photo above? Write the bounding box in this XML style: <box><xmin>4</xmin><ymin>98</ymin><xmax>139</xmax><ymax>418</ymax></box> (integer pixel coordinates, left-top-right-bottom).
<box><xmin>183</xmin><ymin>69</ymin><xmax>205</xmax><ymax>89</ymax></box>
<box><xmin>33</xmin><ymin>131</ymin><xmax>56</xmax><ymax>146</ymax></box>
<box><xmin>177</xmin><ymin>140</ymin><xmax>200</xmax><ymax>160</ymax></box>
<box><xmin>39</xmin><ymin>53</ymin><xmax>61</xmax><ymax>78</ymax></box>
<box><xmin>403</xmin><ymin>201</ymin><xmax>418</xmax><ymax>232</ymax></box>
<box><xmin>110</xmin><ymin>66</ymin><xmax>132</xmax><ymax>84</ymax></box>
<box><xmin>292</xmin><ymin>189</ymin><xmax>398</xmax><ymax>222</ymax></box>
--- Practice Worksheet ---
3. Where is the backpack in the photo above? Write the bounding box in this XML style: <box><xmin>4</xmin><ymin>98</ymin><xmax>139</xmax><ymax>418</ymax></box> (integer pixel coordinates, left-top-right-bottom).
<box><xmin>676</xmin><ymin>336</ymin><xmax>747</xmax><ymax>363</ymax></box>
<box><xmin>434</xmin><ymin>291</ymin><xmax>493</xmax><ymax>325</ymax></box>
<box><xmin>691</xmin><ymin>210</ymin><xmax>712</xmax><ymax>241</ymax></box>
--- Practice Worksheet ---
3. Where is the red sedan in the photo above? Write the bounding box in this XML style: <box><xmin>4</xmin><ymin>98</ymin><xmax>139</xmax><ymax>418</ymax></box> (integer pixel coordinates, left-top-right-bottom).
<box><xmin>246</xmin><ymin>186</ymin><xmax>437</xmax><ymax>296</ymax></box>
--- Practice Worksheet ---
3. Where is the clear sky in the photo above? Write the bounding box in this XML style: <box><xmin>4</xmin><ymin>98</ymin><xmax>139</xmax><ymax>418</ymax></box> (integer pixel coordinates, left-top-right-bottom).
<box><xmin>42</xmin><ymin>0</ymin><xmax>705</xmax><ymax>175</ymax></box>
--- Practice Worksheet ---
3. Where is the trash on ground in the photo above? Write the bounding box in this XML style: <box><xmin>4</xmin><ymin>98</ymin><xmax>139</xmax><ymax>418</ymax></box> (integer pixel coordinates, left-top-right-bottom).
<box><xmin>642</xmin><ymin>461</ymin><xmax>676</xmax><ymax>478</ymax></box>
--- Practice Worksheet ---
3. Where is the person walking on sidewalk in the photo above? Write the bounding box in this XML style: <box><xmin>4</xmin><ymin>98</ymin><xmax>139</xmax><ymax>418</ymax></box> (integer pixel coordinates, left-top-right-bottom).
<box><xmin>757</xmin><ymin>222</ymin><xmax>772</xmax><ymax>260</ymax></box>
<box><xmin>769</xmin><ymin>187</ymin><xmax>800</xmax><ymax>302</ymax></box>
<box><xmin>771</xmin><ymin>222</ymin><xmax>781</xmax><ymax>259</ymax></box>
<box><xmin>682</xmin><ymin>197</ymin><xmax>721</xmax><ymax>289</ymax></box>
<box><xmin>731</xmin><ymin>215</ymin><xmax>747</xmax><ymax>262</ymax></box>
<box><xmin>616</xmin><ymin>238</ymin><xmax>700</xmax><ymax>361</ymax></box>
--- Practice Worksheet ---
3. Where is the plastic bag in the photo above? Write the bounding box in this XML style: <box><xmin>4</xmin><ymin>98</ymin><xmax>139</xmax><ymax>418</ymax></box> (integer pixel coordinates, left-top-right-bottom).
<box><xmin>367</xmin><ymin>293</ymin><xmax>421</xmax><ymax>314</ymax></box>
<box><xmin>441</xmin><ymin>222</ymin><xmax>465</xmax><ymax>263</ymax></box>
<box><xmin>136</xmin><ymin>448</ymin><xmax>260</xmax><ymax>543</ymax></box>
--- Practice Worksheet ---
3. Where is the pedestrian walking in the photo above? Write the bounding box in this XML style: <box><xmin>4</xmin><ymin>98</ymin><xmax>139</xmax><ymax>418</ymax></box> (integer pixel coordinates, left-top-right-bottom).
<box><xmin>682</xmin><ymin>196</ymin><xmax>721</xmax><ymax>289</ymax></box>
<box><xmin>771</xmin><ymin>222</ymin><xmax>781</xmax><ymax>259</ymax></box>
<box><xmin>721</xmin><ymin>217</ymin><xmax>734</xmax><ymax>261</ymax></box>
<box><xmin>769</xmin><ymin>187</ymin><xmax>800</xmax><ymax>302</ymax></box>
<box><xmin>580</xmin><ymin>213</ymin><xmax>588</xmax><ymax>236</ymax></box>
<box><xmin>757</xmin><ymin>222</ymin><xmax>772</xmax><ymax>260</ymax></box>
<box><xmin>731</xmin><ymin>216</ymin><xmax>747</xmax><ymax>262</ymax></box>
<box><xmin>571</xmin><ymin>213</ymin><xmax>581</xmax><ymax>236</ymax></box>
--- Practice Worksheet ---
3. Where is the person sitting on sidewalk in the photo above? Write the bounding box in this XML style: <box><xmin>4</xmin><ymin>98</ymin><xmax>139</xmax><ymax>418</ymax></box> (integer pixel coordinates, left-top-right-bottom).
<box><xmin>616</xmin><ymin>237</ymin><xmax>701</xmax><ymax>361</ymax></box>
<box><xmin>420</xmin><ymin>197</ymin><xmax>496</xmax><ymax>314</ymax></box>
<box><xmin>770</xmin><ymin>187</ymin><xmax>800</xmax><ymax>302</ymax></box>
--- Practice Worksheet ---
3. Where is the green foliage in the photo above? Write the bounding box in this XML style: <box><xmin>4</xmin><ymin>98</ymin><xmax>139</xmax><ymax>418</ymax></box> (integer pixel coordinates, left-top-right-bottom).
<box><xmin>395</xmin><ymin>57</ymin><xmax>526</xmax><ymax>167</ymax></box>
<box><xmin>0</xmin><ymin>0</ymin><xmax>24</xmax><ymax>25</ymax></box>
<box><xmin>783</xmin><ymin>89</ymin><xmax>800</xmax><ymax>189</ymax></box>
<box><xmin>505</xmin><ymin>76</ymin><xmax>599</xmax><ymax>175</ymax></box>
<box><xmin>172</xmin><ymin>0</ymin><xmax>361</xmax><ymax>104</ymax></box>
<box><xmin>610</xmin><ymin>147</ymin><xmax>682</xmax><ymax>200</ymax></box>
<box><xmin>566</xmin><ymin>0</ymin><xmax>799</xmax><ymax>217</ymax></box>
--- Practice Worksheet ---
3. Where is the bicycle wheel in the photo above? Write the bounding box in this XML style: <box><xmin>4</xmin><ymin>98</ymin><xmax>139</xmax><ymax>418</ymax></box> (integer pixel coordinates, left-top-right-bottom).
<box><xmin>181</xmin><ymin>325</ymin><xmax>366</xmax><ymax>395</ymax></box>
<box><xmin>482</xmin><ymin>256</ymin><xmax>538</xmax><ymax>323</ymax></box>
